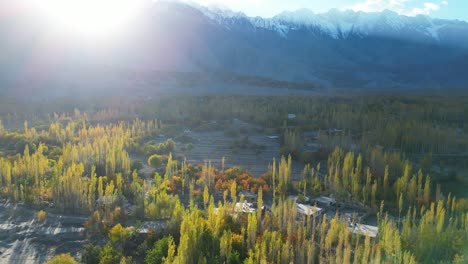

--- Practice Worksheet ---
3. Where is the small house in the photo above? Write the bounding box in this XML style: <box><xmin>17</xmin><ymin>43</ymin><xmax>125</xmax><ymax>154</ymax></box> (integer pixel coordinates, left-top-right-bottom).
<box><xmin>217</xmin><ymin>201</ymin><xmax>263</xmax><ymax>217</ymax></box>
<box><xmin>234</xmin><ymin>202</ymin><xmax>257</xmax><ymax>213</ymax></box>
<box><xmin>296</xmin><ymin>203</ymin><xmax>323</xmax><ymax>219</ymax></box>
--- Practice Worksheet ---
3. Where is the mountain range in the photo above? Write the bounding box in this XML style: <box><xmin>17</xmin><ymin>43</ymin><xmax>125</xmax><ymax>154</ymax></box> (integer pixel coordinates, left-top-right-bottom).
<box><xmin>1</xmin><ymin>0</ymin><xmax>468</xmax><ymax>96</ymax></box>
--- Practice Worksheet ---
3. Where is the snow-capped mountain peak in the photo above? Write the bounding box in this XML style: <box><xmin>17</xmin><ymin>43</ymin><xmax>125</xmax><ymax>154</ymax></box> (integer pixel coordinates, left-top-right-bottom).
<box><xmin>275</xmin><ymin>8</ymin><xmax>315</xmax><ymax>23</ymax></box>
<box><xmin>186</xmin><ymin>1</ymin><xmax>246</xmax><ymax>21</ymax></box>
<box><xmin>186</xmin><ymin>2</ymin><xmax>468</xmax><ymax>42</ymax></box>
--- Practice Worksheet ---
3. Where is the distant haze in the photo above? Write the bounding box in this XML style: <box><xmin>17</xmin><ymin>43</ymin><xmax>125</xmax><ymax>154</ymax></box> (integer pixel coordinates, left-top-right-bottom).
<box><xmin>1</xmin><ymin>0</ymin><xmax>467</xmax><ymax>98</ymax></box>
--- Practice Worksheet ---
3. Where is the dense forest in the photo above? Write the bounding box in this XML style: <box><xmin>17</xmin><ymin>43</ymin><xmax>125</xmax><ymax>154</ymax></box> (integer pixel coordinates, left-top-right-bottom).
<box><xmin>0</xmin><ymin>94</ymin><xmax>467</xmax><ymax>263</ymax></box>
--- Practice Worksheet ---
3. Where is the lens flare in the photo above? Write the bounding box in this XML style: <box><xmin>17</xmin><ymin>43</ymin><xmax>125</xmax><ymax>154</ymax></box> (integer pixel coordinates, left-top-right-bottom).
<box><xmin>32</xmin><ymin>0</ymin><xmax>145</xmax><ymax>37</ymax></box>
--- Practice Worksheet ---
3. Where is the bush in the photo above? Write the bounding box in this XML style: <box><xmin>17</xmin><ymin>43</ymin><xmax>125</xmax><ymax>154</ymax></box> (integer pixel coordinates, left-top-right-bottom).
<box><xmin>148</xmin><ymin>155</ymin><xmax>162</xmax><ymax>168</ymax></box>
<box><xmin>181</xmin><ymin>143</ymin><xmax>194</xmax><ymax>151</ymax></box>
<box><xmin>158</xmin><ymin>139</ymin><xmax>176</xmax><ymax>154</ymax></box>
<box><xmin>45</xmin><ymin>253</ymin><xmax>76</xmax><ymax>264</ymax></box>
<box><xmin>144</xmin><ymin>144</ymin><xmax>158</xmax><ymax>155</ymax></box>
<box><xmin>144</xmin><ymin>139</ymin><xmax>176</xmax><ymax>155</ymax></box>
<box><xmin>108</xmin><ymin>224</ymin><xmax>133</xmax><ymax>245</ymax></box>
<box><xmin>35</xmin><ymin>210</ymin><xmax>47</xmax><ymax>221</ymax></box>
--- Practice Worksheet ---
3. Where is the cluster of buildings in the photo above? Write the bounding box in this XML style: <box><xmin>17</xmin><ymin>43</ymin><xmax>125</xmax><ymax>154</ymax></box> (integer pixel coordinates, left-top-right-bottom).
<box><xmin>135</xmin><ymin>190</ymin><xmax>378</xmax><ymax>238</ymax></box>
<box><xmin>289</xmin><ymin>195</ymin><xmax>324</xmax><ymax>219</ymax></box>
<box><xmin>292</xmin><ymin>195</ymin><xmax>379</xmax><ymax>238</ymax></box>
<box><xmin>234</xmin><ymin>191</ymin><xmax>263</xmax><ymax>214</ymax></box>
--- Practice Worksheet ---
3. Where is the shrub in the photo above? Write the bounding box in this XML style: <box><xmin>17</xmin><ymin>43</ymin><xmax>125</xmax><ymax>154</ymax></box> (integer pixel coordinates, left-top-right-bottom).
<box><xmin>108</xmin><ymin>224</ymin><xmax>133</xmax><ymax>245</ymax></box>
<box><xmin>99</xmin><ymin>244</ymin><xmax>123</xmax><ymax>264</ymax></box>
<box><xmin>148</xmin><ymin>155</ymin><xmax>162</xmax><ymax>168</ymax></box>
<box><xmin>45</xmin><ymin>253</ymin><xmax>76</xmax><ymax>264</ymax></box>
<box><xmin>185</xmin><ymin>143</ymin><xmax>194</xmax><ymax>151</ymax></box>
<box><xmin>159</xmin><ymin>139</ymin><xmax>176</xmax><ymax>154</ymax></box>
<box><xmin>36</xmin><ymin>210</ymin><xmax>47</xmax><ymax>221</ymax></box>
<box><xmin>144</xmin><ymin>139</ymin><xmax>176</xmax><ymax>155</ymax></box>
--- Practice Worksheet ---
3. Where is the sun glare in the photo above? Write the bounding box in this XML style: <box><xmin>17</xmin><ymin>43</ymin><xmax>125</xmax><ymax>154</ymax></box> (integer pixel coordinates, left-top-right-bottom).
<box><xmin>32</xmin><ymin>0</ymin><xmax>145</xmax><ymax>37</ymax></box>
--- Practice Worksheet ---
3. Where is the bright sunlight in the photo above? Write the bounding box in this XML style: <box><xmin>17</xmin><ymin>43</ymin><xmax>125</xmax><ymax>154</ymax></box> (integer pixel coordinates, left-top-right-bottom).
<box><xmin>31</xmin><ymin>0</ymin><xmax>146</xmax><ymax>37</ymax></box>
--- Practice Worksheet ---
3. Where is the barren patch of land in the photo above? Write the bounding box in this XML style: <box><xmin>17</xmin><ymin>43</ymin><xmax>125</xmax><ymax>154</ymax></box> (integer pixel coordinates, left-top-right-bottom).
<box><xmin>0</xmin><ymin>200</ymin><xmax>87</xmax><ymax>264</ymax></box>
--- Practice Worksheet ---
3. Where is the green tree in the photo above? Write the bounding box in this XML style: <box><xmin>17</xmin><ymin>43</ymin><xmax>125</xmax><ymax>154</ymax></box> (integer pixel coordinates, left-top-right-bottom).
<box><xmin>145</xmin><ymin>236</ymin><xmax>171</xmax><ymax>264</ymax></box>
<box><xmin>220</xmin><ymin>230</ymin><xmax>233</xmax><ymax>264</ymax></box>
<box><xmin>247</xmin><ymin>214</ymin><xmax>257</xmax><ymax>250</ymax></box>
<box><xmin>108</xmin><ymin>224</ymin><xmax>133</xmax><ymax>245</ymax></box>
<box><xmin>99</xmin><ymin>244</ymin><xmax>123</xmax><ymax>264</ymax></box>
<box><xmin>203</xmin><ymin>185</ymin><xmax>209</xmax><ymax>209</ymax></box>
<box><xmin>82</xmin><ymin>244</ymin><xmax>101</xmax><ymax>264</ymax></box>
<box><xmin>148</xmin><ymin>154</ymin><xmax>162</xmax><ymax>168</ymax></box>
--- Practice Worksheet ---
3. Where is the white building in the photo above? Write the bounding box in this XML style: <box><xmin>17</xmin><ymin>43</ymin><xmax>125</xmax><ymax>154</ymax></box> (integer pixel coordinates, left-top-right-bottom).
<box><xmin>347</xmin><ymin>223</ymin><xmax>378</xmax><ymax>238</ymax></box>
<box><xmin>215</xmin><ymin>202</ymin><xmax>260</xmax><ymax>217</ymax></box>
<box><xmin>234</xmin><ymin>202</ymin><xmax>256</xmax><ymax>213</ymax></box>
<box><xmin>296</xmin><ymin>203</ymin><xmax>323</xmax><ymax>218</ymax></box>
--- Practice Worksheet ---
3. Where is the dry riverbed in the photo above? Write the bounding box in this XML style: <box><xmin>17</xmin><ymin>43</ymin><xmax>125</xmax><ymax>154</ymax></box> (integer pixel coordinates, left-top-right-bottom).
<box><xmin>0</xmin><ymin>200</ymin><xmax>88</xmax><ymax>264</ymax></box>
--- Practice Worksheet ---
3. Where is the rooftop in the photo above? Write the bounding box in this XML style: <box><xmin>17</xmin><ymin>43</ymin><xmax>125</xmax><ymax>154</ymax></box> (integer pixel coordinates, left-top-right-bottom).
<box><xmin>296</xmin><ymin>203</ymin><xmax>323</xmax><ymax>217</ymax></box>
<box><xmin>234</xmin><ymin>202</ymin><xmax>257</xmax><ymax>213</ymax></box>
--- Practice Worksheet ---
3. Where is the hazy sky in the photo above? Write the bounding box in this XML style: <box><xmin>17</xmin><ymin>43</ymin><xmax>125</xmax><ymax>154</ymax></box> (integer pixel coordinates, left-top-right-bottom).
<box><xmin>188</xmin><ymin>0</ymin><xmax>468</xmax><ymax>21</ymax></box>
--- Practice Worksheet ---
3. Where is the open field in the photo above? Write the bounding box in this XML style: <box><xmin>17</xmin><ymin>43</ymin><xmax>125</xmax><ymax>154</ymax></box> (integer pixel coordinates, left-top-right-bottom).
<box><xmin>156</xmin><ymin>119</ymin><xmax>309</xmax><ymax>178</ymax></box>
